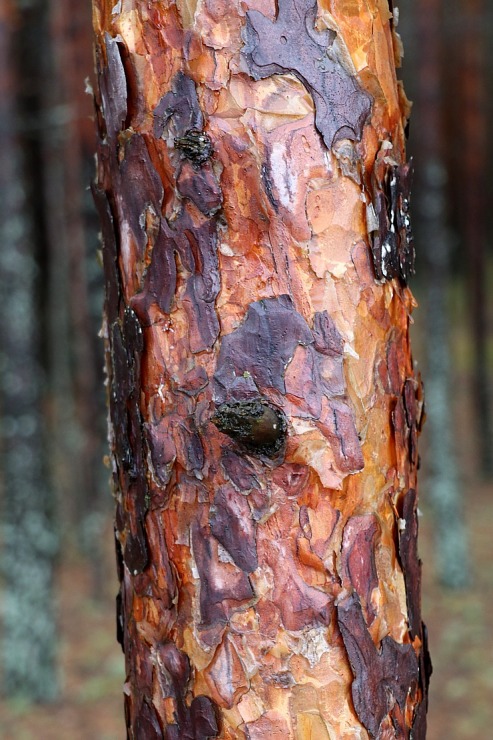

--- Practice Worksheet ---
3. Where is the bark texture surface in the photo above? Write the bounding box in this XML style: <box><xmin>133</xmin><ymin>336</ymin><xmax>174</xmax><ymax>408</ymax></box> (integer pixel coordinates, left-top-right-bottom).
<box><xmin>93</xmin><ymin>1</ymin><xmax>430</xmax><ymax>737</ymax></box>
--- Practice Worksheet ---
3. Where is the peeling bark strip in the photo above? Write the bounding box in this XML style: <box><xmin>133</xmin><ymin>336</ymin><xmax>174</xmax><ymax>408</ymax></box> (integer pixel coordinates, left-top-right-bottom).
<box><xmin>93</xmin><ymin>0</ymin><xmax>428</xmax><ymax>737</ymax></box>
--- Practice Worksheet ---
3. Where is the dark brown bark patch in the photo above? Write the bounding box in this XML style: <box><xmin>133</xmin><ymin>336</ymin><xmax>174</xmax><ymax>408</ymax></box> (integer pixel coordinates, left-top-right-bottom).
<box><xmin>135</xmin><ymin>700</ymin><xmax>163</xmax><ymax>739</ymax></box>
<box><xmin>177</xmin><ymin>161</ymin><xmax>222</xmax><ymax>217</ymax></box>
<box><xmin>133</xmin><ymin>209</ymin><xmax>220</xmax><ymax>348</ymax></box>
<box><xmin>92</xmin><ymin>185</ymin><xmax>120</xmax><ymax>325</ymax></box>
<box><xmin>155</xmin><ymin>642</ymin><xmax>197</xmax><ymax>739</ymax></box>
<box><xmin>210</xmin><ymin>485</ymin><xmax>258</xmax><ymax>572</ymax></box>
<box><xmin>398</xmin><ymin>489</ymin><xmax>422</xmax><ymax>640</ymax></box>
<box><xmin>341</xmin><ymin>515</ymin><xmax>380</xmax><ymax>624</ymax></box>
<box><xmin>131</xmin><ymin>217</ymin><xmax>177</xmax><ymax>318</ymax></box>
<box><xmin>392</xmin><ymin>394</ymin><xmax>408</xmax><ymax>476</ymax></box>
<box><xmin>99</xmin><ymin>33</ymin><xmax>127</xmax><ymax>137</ymax></box>
<box><xmin>411</xmin><ymin>700</ymin><xmax>427</xmax><ymax>740</ymax></box>
<box><xmin>418</xmin><ymin>622</ymin><xmax>433</xmax><ymax>721</ymax></box>
<box><xmin>173</xmin><ymin>416</ymin><xmax>205</xmax><ymax>473</ymax></box>
<box><xmin>192</xmin><ymin>520</ymin><xmax>254</xmax><ymax>630</ymax></box>
<box><xmin>213</xmin><ymin>295</ymin><xmax>312</xmax><ymax>400</ymax></box>
<box><xmin>110</xmin><ymin>312</ymin><xmax>143</xmax><ymax>479</ymax></box>
<box><xmin>140</xmin><ymin>511</ymin><xmax>177</xmax><ymax>610</ymax></box>
<box><xmin>179</xmin><ymin>214</ymin><xmax>220</xmax><ymax>353</ymax></box>
<box><xmin>109</xmin><ymin>310</ymin><xmax>149</xmax><ymax>574</ymax></box>
<box><xmin>110</xmin><ymin>323</ymin><xmax>134</xmax><ymax>472</ymax></box>
<box><xmin>338</xmin><ymin>592</ymin><xmax>419</xmax><ymax>738</ymax></box>
<box><xmin>220</xmin><ymin>448</ymin><xmax>259</xmax><ymax>492</ymax></box>
<box><xmin>410</xmin><ymin>621</ymin><xmax>431</xmax><ymax>740</ymax></box>
<box><xmin>116</xmin><ymin>590</ymin><xmax>124</xmax><ymax>650</ymax></box>
<box><xmin>119</xmin><ymin>133</ymin><xmax>164</xmax><ymax>262</ymax></box>
<box><xmin>370</xmin><ymin>160</ymin><xmax>415</xmax><ymax>284</ymax></box>
<box><xmin>330</xmin><ymin>400</ymin><xmax>365</xmax><ymax>470</ymax></box>
<box><xmin>403</xmin><ymin>378</ymin><xmax>422</xmax><ymax>467</ymax></box>
<box><xmin>243</xmin><ymin>0</ymin><xmax>371</xmax><ymax>148</ymax></box>
<box><xmin>153</xmin><ymin>644</ymin><xmax>219</xmax><ymax>738</ymax></box>
<box><xmin>264</xmin><ymin>542</ymin><xmax>333</xmax><ymax>631</ymax></box>
<box><xmin>145</xmin><ymin>420</ymin><xmax>176</xmax><ymax>488</ymax></box>
<box><xmin>124</xmin><ymin>524</ymin><xmax>149</xmax><ymax>575</ymax></box>
<box><xmin>153</xmin><ymin>71</ymin><xmax>203</xmax><ymax>140</ymax></box>
<box><xmin>312</xmin><ymin>310</ymin><xmax>344</xmax><ymax>357</ymax></box>
<box><xmin>155</xmin><ymin>641</ymin><xmax>190</xmax><ymax>710</ymax></box>
<box><xmin>189</xmin><ymin>695</ymin><xmax>220</xmax><ymax>739</ymax></box>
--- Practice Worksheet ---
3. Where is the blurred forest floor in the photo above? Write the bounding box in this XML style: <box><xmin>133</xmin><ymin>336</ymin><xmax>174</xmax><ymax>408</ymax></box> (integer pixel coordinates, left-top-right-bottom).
<box><xmin>0</xmin><ymin>307</ymin><xmax>492</xmax><ymax>739</ymax></box>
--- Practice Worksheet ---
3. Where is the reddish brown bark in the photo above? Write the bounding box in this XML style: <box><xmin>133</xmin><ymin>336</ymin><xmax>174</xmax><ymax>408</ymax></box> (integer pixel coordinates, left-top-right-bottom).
<box><xmin>93</xmin><ymin>1</ymin><xmax>430</xmax><ymax>737</ymax></box>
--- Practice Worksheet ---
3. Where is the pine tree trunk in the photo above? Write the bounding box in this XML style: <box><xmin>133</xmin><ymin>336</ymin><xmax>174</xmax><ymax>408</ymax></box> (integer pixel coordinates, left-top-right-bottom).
<box><xmin>414</xmin><ymin>0</ymin><xmax>468</xmax><ymax>588</ymax></box>
<box><xmin>46</xmin><ymin>0</ymin><xmax>108</xmax><ymax>598</ymax></box>
<box><xmin>0</xmin><ymin>0</ymin><xmax>59</xmax><ymax>702</ymax></box>
<box><xmin>93</xmin><ymin>1</ymin><xmax>431</xmax><ymax>736</ymax></box>
<box><xmin>461</xmin><ymin>0</ymin><xmax>493</xmax><ymax>477</ymax></box>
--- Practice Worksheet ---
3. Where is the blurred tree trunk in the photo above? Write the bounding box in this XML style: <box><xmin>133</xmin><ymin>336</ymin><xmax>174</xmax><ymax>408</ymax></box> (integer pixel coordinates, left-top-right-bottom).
<box><xmin>93</xmin><ymin>1</ymin><xmax>430</xmax><ymax>737</ymax></box>
<box><xmin>461</xmin><ymin>0</ymin><xmax>493</xmax><ymax>477</ymax></box>
<box><xmin>0</xmin><ymin>0</ymin><xmax>58</xmax><ymax>701</ymax></box>
<box><xmin>45</xmin><ymin>0</ymin><xmax>108</xmax><ymax>598</ymax></box>
<box><xmin>414</xmin><ymin>0</ymin><xmax>469</xmax><ymax>587</ymax></box>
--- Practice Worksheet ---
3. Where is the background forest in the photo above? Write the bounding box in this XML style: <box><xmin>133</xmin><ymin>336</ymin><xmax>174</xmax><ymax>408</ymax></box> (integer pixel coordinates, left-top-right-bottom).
<box><xmin>0</xmin><ymin>1</ymin><xmax>492</xmax><ymax>738</ymax></box>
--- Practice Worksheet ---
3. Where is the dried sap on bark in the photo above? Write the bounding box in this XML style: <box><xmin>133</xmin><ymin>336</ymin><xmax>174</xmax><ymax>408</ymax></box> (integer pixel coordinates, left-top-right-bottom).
<box><xmin>369</xmin><ymin>159</ymin><xmax>415</xmax><ymax>284</ymax></box>
<box><xmin>213</xmin><ymin>296</ymin><xmax>363</xmax><ymax>488</ymax></box>
<box><xmin>212</xmin><ymin>400</ymin><xmax>287</xmax><ymax>458</ymax></box>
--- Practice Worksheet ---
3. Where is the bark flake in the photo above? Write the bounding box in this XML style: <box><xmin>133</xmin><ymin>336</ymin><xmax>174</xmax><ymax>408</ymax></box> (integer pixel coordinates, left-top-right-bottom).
<box><xmin>338</xmin><ymin>592</ymin><xmax>420</xmax><ymax>738</ymax></box>
<box><xmin>243</xmin><ymin>0</ymin><xmax>372</xmax><ymax>148</ymax></box>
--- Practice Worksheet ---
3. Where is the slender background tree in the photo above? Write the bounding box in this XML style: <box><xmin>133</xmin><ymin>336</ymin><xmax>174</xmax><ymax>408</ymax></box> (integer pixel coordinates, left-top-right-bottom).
<box><xmin>412</xmin><ymin>0</ymin><xmax>469</xmax><ymax>588</ymax></box>
<box><xmin>0</xmin><ymin>0</ymin><xmax>59</xmax><ymax>701</ymax></box>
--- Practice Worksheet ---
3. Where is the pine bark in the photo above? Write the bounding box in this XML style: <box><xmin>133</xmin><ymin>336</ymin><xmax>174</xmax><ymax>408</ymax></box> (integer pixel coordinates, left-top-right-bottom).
<box><xmin>93</xmin><ymin>1</ymin><xmax>431</xmax><ymax>737</ymax></box>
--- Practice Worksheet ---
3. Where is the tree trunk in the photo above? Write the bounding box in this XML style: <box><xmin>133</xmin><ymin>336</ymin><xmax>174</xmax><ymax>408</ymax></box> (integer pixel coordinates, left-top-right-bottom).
<box><xmin>414</xmin><ymin>0</ymin><xmax>468</xmax><ymax>587</ymax></box>
<box><xmin>45</xmin><ymin>0</ymin><xmax>108</xmax><ymax>598</ymax></box>
<box><xmin>93</xmin><ymin>1</ymin><xmax>431</xmax><ymax>737</ymax></box>
<box><xmin>461</xmin><ymin>0</ymin><xmax>493</xmax><ymax>477</ymax></box>
<box><xmin>0</xmin><ymin>0</ymin><xmax>59</xmax><ymax>701</ymax></box>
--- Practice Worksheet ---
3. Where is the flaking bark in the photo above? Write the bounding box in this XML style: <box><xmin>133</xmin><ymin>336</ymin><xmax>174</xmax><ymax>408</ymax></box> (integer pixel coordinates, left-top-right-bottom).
<box><xmin>93</xmin><ymin>1</ymin><xmax>430</xmax><ymax>737</ymax></box>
